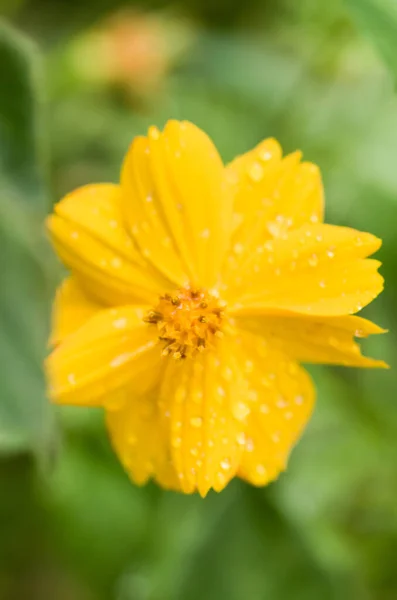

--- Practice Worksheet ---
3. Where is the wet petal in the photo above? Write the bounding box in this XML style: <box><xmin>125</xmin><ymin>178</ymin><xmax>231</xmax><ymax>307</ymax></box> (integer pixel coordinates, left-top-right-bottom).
<box><xmin>225</xmin><ymin>224</ymin><xmax>383</xmax><ymax>316</ymax></box>
<box><xmin>47</xmin><ymin>305</ymin><xmax>159</xmax><ymax>406</ymax></box>
<box><xmin>122</xmin><ymin>120</ymin><xmax>233</xmax><ymax>289</ymax></box>
<box><xmin>158</xmin><ymin>335</ymin><xmax>247</xmax><ymax>497</ymax></box>
<box><xmin>106</xmin><ymin>383</ymin><xmax>181</xmax><ymax>491</ymax></box>
<box><xmin>225</xmin><ymin>139</ymin><xmax>324</xmax><ymax>264</ymax></box>
<box><xmin>50</xmin><ymin>277</ymin><xmax>103</xmax><ymax>346</ymax></box>
<box><xmin>233</xmin><ymin>332</ymin><xmax>315</xmax><ymax>486</ymax></box>
<box><xmin>47</xmin><ymin>183</ymin><xmax>171</xmax><ymax>306</ymax></box>
<box><xmin>236</xmin><ymin>313</ymin><xmax>387</xmax><ymax>368</ymax></box>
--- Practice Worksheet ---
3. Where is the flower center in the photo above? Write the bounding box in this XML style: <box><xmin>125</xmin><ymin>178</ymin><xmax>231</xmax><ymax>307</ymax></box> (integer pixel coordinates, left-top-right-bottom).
<box><xmin>144</xmin><ymin>287</ymin><xmax>225</xmax><ymax>359</ymax></box>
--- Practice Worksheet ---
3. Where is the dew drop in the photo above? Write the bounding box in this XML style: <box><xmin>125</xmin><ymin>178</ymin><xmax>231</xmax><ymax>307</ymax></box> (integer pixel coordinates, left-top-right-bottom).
<box><xmin>233</xmin><ymin>242</ymin><xmax>244</xmax><ymax>255</ymax></box>
<box><xmin>294</xmin><ymin>395</ymin><xmax>304</xmax><ymax>405</ymax></box>
<box><xmin>256</xmin><ymin>464</ymin><xmax>267</xmax><ymax>476</ymax></box>
<box><xmin>220</xmin><ymin>458</ymin><xmax>231</xmax><ymax>470</ymax></box>
<box><xmin>259</xmin><ymin>150</ymin><xmax>272</xmax><ymax>161</ymax></box>
<box><xmin>149</xmin><ymin>127</ymin><xmax>160</xmax><ymax>140</ymax></box>
<box><xmin>326</xmin><ymin>248</ymin><xmax>335</xmax><ymax>258</ymax></box>
<box><xmin>236</xmin><ymin>432</ymin><xmax>246</xmax><ymax>446</ymax></box>
<box><xmin>233</xmin><ymin>402</ymin><xmax>251</xmax><ymax>421</ymax></box>
<box><xmin>276</xmin><ymin>396</ymin><xmax>288</xmax><ymax>409</ymax></box>
<box><xmin>259</xmin><ymin>403</ymin><xmax>269</xmax><ymax>414</ymax></box>
<box><xmin>172</xmin><ymin>437</ymin><xmax>182</xmax><ymax>448</ymax></box>
<box><xmin>200</xmin><ymin>228</ymin><xmax>211</xmax><ymax>239</ymax></box>
<box><xmin>190</xmin><ymin>417</ymin><xmax>203</xmax><ymax>428</ymax></box>
<box><xmin>111</xmin><ymin>257</ymin><xmax>122</xmax><ymax>268</ymax></box>
<box><xmin>113</xmin><ymin>317</ymin><xmax>127</xmax><ymax>329</ymax></box>
<box><xmin>308</xmin><ymin>254</ymin><xmax>318</xmax><ymax>267</ymax></box>
<box><xmin>248</xmin><ymin>161</ymin><xmax>264</xmax><ymax>182</ymax></box>
<box><xmin>245</xmin><ymin>360</ymin><xmax>254</xmax><ymax>373</ymax></box>
<box><xmin>245</xmin><ymin>438</ymin><xmax>255</xmax><ymax>452</ymax></box>
<box><xmin>67</xmin><ymin>373</ymin><xmax>76</xmax><ymax>385</ymax></box>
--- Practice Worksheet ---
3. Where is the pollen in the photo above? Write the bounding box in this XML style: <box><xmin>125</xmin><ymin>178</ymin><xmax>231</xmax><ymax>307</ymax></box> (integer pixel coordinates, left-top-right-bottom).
<box><xmin>144</xmin><ymin>287</ymin><xmax>225</xmax><ymax>359</ymax></box>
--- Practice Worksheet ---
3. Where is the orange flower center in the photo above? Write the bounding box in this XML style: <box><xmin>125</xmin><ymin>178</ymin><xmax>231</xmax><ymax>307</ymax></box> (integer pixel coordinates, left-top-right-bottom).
<box><xmin>144</xmin><ymin>288</ymin><xmax>225</xmax><ymax>359</ymax></box>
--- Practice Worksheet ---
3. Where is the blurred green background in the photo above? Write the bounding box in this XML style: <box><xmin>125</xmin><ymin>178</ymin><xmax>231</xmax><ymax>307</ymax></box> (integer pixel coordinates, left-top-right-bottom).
<box><xmin>1</xmin><ymin>0</ymin><xmax>397</xmax><ymax>598</ymax></box>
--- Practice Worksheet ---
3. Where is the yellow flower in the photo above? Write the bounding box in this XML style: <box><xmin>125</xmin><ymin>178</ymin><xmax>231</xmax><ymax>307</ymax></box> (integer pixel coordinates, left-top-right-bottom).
<box><xmin>46</xmin><ymin>120</ymin><xmax>386</xmax><ymax>497</ymax></box>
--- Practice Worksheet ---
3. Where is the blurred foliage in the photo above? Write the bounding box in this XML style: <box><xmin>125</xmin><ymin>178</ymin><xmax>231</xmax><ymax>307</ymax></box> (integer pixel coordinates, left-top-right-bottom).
<box><xmin>1</xmin><ymin>1</ymin><xmax>397</xmax><ymax>599</ymax></box>
<box><xmin>346</xmin><ymin>0</ymin><xmax>397</xmax><ymax>85</ymax></box>
<box><xmin>0</xmin><ymin>22</ymin><xmax>55</xmax><ymax>460</ymax></box>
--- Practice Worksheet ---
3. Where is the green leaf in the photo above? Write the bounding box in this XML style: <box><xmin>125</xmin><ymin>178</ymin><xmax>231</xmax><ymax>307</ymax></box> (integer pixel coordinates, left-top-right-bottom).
<box><xmin>0</xmin><ymin>24</ymin><xmax>55</xmax><ymax>458</ymax></box>
<box><xmin>345</xmin><ymin>0</ymin><xmax>397</xmax><ymax>85</ymax></box>
<box><xmin>0</xmin><ymin>21</ymin><xmax>48</xmax><ymax>206</ymax></box>
<box><xmin>0</xmin><ymin>191</ymin><xmax>56</xmax><ymax>458</ymax></box>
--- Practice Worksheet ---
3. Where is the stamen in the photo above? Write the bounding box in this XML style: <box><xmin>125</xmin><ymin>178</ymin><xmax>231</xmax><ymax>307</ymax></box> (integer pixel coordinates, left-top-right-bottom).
<box><xmin>144</xmin><ymin>286</ymin><xmax>225</xmax><ymax>359</ymax></box>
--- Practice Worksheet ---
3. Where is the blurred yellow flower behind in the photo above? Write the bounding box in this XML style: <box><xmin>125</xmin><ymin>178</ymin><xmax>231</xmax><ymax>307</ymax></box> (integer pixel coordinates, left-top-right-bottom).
<box><xmin>69</xmin><ymin>10</ymin><xmax>195</xmax><ymax>97</ymax></box>
<box><xmin>46</xmin><ymin>120</ymin><xmax>386</xmax><ymax>497</ymax></box>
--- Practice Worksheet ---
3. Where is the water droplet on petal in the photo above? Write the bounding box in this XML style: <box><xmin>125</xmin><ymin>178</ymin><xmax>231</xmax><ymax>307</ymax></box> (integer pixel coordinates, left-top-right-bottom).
<box><xmin>113</xmin><ymin>317</ymin><xmax>127</xmax><ymax>329</ymax></box>
<box><xmin>245</xmin><ymin>438</ymin><xmax>255</xmax><ymax>452</ymax></box>
<box><xmin>256</xmin><ymin>464</ymin><xmax>267</xmax><ymax>476</ymax></box>
<box><xmin>248</xmin><ymin>161</ymin><xmax>264</xmax><ymax>182</ymax></box>
<box><xmin>220</xmin><ymin>458</ymin><xmax>231</xmax><ymax>470</ymax></box>
<box><xmin>190</xmin><ymin>417</ymin><xmax>203</xmax><ymax>428</ymax></box>
<box><xmin>308</xmin><ymin>254</ymin><xmax>318</xmax><ymax>267</ymax></box>
<box><xmin>233</xmin><ymin>243</ymin><xmax>244</xmax><ymax>255</ymax></box>
<box><xmin>233</xmin><ymin>402</ymin><xmax>251</xmax><ymax>421</ymax></box>
<box><xmin>236</xmin><ymin>432</ymin><xmax>246</xmax><ymax>445</ymax></box>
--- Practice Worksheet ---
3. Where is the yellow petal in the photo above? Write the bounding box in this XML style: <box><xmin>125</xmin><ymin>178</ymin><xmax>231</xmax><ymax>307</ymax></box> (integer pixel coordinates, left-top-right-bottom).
<box><xmin>225</xmin><ymin>224</ymin><xmax>383</xmax><ymax>317</ymax></box>
<box><xmin>47</xmin><ymin>183</ymin><xmax>171</xmax><ymax>306</ymax></box>
<box><xmin>225</xmin><ymin>138</ymin><xmax>324</xmax><ymax>259</ymax></box>
<box><xmin>157</xmin><ymin>336</ymin><xmax>247</xmax><ymax>497</ymax></box>
<box><xmin>233</xmin><ymin>332</ymin><xmax>315</xmax><ymax>487</ymax></box>
<box><xmin>50</xmin><ymin>277</ymin><xmax>103</xmax><ymax>346</ymax></box>
<box><xmin>47</xmin><ymin>305</ymin><xmax>159</xmax><ymax>406</ymax></box>
<box><xmin>122</xmin><ymin>120</ymin><xmax>233</xmax><ymax>289</ymax></box>
<box><xmin>106</xmin><ymin>385</ymin><xmax>181</xmax><ymax>491</ymax></box>
<box><xmin>236</xmin><ymin>313</ymin><xmax>387</xmax><ymax>368</ymax></box>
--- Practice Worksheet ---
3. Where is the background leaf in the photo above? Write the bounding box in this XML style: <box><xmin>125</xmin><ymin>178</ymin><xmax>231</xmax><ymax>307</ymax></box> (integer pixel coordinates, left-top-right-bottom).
<box><xmin>0</xmin><ymin>21</ymin><xmax>48</xmax><ymax>205</ymax></box>
<box><xmin>345</xmin><ymin>0</ymin><xmax>397</xmax><ymax>85</ymax></box>
<box><xmin>0</xmin><ymin>23</ymin><xmax>55</xmax><ymax>457</ymax></box>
